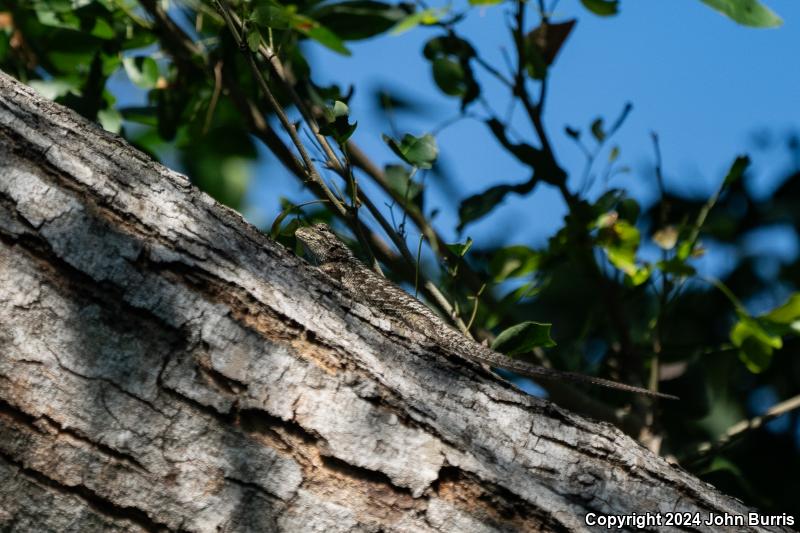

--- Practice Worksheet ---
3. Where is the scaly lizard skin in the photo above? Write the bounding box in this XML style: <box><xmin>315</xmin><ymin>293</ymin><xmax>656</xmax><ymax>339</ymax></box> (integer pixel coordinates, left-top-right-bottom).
<box><xmin>296</xmin><ymin>223</ymin><xmax>677</xmax><ymax>400</ymax></box>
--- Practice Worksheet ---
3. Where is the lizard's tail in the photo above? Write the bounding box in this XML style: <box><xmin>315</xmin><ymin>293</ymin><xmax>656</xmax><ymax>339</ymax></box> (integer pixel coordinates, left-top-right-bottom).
<box><xmin>488</xmin><ymin>356</ymin><xmax>679</xmax><ymax>400</ymax></box>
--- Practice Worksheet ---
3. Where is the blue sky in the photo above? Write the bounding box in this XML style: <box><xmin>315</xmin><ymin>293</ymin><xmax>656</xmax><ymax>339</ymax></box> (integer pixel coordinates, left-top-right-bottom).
<box><xmin>244</xmin><ymin>0</ymin><xmax>800</xmax><ymax>256</ymax></box>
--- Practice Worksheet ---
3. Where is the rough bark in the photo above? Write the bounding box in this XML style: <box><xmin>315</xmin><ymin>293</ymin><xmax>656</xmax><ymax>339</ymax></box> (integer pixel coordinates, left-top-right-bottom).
<box><xmin>0</xmin><ymin>70</ymin><xmax>791</xmax><ymax>532</ymax></box>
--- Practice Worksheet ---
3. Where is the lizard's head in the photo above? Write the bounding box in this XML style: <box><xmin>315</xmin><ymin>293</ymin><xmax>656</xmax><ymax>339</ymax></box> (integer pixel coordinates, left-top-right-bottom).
<box><xmin>295</xmin><ymin>223</ymin><xmax>354</xmax><ymax>264</ymax></box>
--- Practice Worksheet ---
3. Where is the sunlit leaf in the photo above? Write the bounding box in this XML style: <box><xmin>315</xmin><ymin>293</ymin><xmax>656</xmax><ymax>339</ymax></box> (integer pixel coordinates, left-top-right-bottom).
<box><xmin>597</xmin><ymin>219</ymin><xmax>651</xmax><ymax>285</ymax></box>
<box><xmin>390</xmin><ymin>7</ymin><xmax>448</xmax><ymax>35</ymax></box>
<box><xmin>247</xmin><ymin>27</ymin><xmax>262</xmax><ymax>52</ymax></box>
<box><xmin>384</xmin><ymin>164</ymin><xmax>423</xmax><ymax>209</ymax></box>
<box><xmin>731</xmin><ymin>318</ymin><xmax>780</xmax><ymax>373</ymax></box>
<box><xmin>653</xmin><ymin>226</ymin><xmax>679</xmax><ymax>250</ymax></box>
<box><xmin>445</xmin><ymin>238</ymin><xmax>473</xmax><ymax>257</ymax></box>
<box><xmin>29</xmin><ymin>78</ymin><xmax>81</xmax><ymax>100</ymax></box>
<box><xmin>489</xmin><ymin>246</ymin><xmax>540</xmax><ymax>282</ymax></box>
<box><xmin>97</xmin><ymin>107</ymin><xmax>122</xmax><ymax>133</ymax></box>
<box><xmin>492</xmin><ymin>321</ymin><xmax>556</xmax><ymax>355</ymax></box>
<box><xmin>304</xmin><ymin>25</ymin><xmax>351</xmax><ymax>55</ymax></box>
<box><xmin>764</xmin><ymin>293</ymin><xmax>800</xmax><ymax>332</ymax></box>
<box><xmin>699</xmin><ymin>0</ymin><xmax>781</xmax><ymax>27</ymax></box>
<box><xmin>252</xmin><ymin>4</ymin><xmax>291</xmax><ymax>29</ymax></box>
<box><xmin>123</xmin><ymin>56</ymin><xmax>159</xmax><ymax>89</ymax></box>
<box><xmin>382</xmin><ymin>133</ymin><xmax>438</xmax><ymax>168</ymax></box>
<box><xmin>90</xmin><ymin>18</ymin><xmax>115</xmax><ymax>40</ymax></box>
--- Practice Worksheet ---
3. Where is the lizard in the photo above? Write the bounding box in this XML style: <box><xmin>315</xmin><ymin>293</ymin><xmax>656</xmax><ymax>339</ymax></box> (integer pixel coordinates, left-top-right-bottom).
<box><xmin>295</xmin><ymin>223</ymin><xmax>678</xmax><ymax>400</ymax></box>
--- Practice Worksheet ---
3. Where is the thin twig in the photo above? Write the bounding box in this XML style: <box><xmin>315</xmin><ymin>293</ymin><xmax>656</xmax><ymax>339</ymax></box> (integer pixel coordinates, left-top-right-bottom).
<box><xmin>685</xmin><ymin>394</ymin><xmax>800</xmax><ymax>463</ymax></box>
<box><xmin>215</xmin><ymin>0</ymin><xmax>348</xmax><ymax>217</ymax></box>
<box><xmin>474</xmin><ymin>54</ymin><xmax>513</xmax><ymax>88</ymax></box>
<box><xmin>226</xmin><ymin>10</ymin><xmax>346</xmax><ymax>173</ymax></box>
<box><xmin>424</xmin><ymin>281</ymin><xmax>472</xmax><ymax>337</ymax></box>
<box><xmin>466</xmin><ymin>283</ymin><xmax>486</xmax><ymax>331</ymax></box>
<box><xmin>511</xmin><ymin>0</ymin><xmax>574</xmax><ymax>208</ymax></box>
<box><xmin>202</xmin><ymin>60</ymin><xmax>223</xmax><ymax>134</ymax></box>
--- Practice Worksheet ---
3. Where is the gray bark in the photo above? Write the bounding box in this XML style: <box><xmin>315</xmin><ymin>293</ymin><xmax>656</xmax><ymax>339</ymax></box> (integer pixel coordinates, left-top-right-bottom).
<box><xmin>0</xmin><ymin>70</ymin><xmax>791</xmax><ymax>532</ymax></box>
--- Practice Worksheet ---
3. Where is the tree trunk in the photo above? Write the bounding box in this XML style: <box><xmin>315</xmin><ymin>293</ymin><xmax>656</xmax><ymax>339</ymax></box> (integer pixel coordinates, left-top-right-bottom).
<box><xmin>0</xmin><ymin>70</ymin><xmax>791</xmax><ymax>532</ymax></box>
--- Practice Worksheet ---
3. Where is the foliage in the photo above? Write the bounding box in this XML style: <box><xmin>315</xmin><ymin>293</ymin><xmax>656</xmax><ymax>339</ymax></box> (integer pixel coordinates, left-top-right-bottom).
<box><xmin>1</xmin><ymin>0</ymin><xmax>796</xmax><ymax>517</ymax></box>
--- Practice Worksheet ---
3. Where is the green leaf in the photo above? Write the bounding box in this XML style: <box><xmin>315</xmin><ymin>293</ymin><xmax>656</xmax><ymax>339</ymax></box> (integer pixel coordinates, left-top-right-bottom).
<box><xmin>731</xmin><ymin>318</ymin><xmax>781</xmax><ymax>373</ymax></box>
<box><xmin>469</xmin><ymin>0</ymin><xmax>504</xmax><ymax>5</ymax></box>
<box><xmin>123</xmin><ymin>56</ymin><xmax>159</xmax><ymax>89</ymax></box>
<box><xmin>590</xmin><ymin>118</ymin><xmax>605</xmax><ymax>142</ymax></box>
<box><xmin>247</xmin><ymin>27</ymin><xmax>262</xmax><ymax>52</ymax></box>
<box><xmin>605</xmin><ymin>243</ymin><xmax>640</xmax><ymax>277</ymax></box>
<box><xmin>304</xmin><ymin>25</ymin><xmax>351</xmax><ymax>55</ymax></box>
<box><xmin>432</xmin><ymin>57</ymin><xmax>466</xmax><ymax>96</ymax></box>
<box><xmin>723</xmin><ymin>155</ymin><xmax>750</xmax><ymax>186</ymax></box>
<box><xmin>457</xmin><ymin>184</ymin><xmax>516</xmax><ymax>231</ymax></box>
<box><xmin>617</xmin><ymin>198</ymin><xmax>640</xmax><ymax>223</ymax></box>
<box><xmin>28</xmin><ymin>78</ymin><xmax>82</xmax><ymax>100</ymax></box>
<box><xmin>120</xmin><ymin>106</ymin><xmax>157</xmax><ymax>126</ymax></box>
<box><xmin>445</xmin><ymin>238</ymin><xmax>473</xmax><ymax>258</ymax></box>
<box><xmin>312</xmin><ymin>1</ymin><xmax>410</xmax><ymax>40</ymax></box>
<box><xmin>270</xmin><ymin>201</ymin><xmax>301</xmax><ymax>239</ymax></box>
<box><xmin>676</xmin><ymin>239</ymin><xmax>695</xmax><ymax>261</ymax></box>
<box><xmin>764</xmin><ymin>293</ymin><xmax>800</xmax><ymax>332</ymax></box>
<box><xmin>423</xmin><ymin>34</ymin><xmax>476</xmax><ymax>60</ymax></box>
<box><xmin>423</xmin><ymin>35</ymin><xmax>480</xmax><ymax>108</ymax></box>
<box><xmin>657</xmin><ymin>257</ymin><xmax>696</xmax><ymax>277</ymax></box>
<box><xmin>597</xmin><ymin>219</ymin><xmax>651</xmax><ymax>286</ymax></box>
<box><xmin>252</xmin><ymin>4</ymin><xmax>291</xmax><ymax>29</ymax></box>
<box><xmin>626</xmin><ymin>264</ymin><xmax>652</xmax><ymax>286</ymax></box>
<box><xmin>699</xmin><ymin>0</ymin><xmax>782</xmax><ymax>28</ymax></box>
<box><xmin>390</xmin><ymin>7</ymin><xmax>448</xmax><ymax>35</ymax></box>
<box><xmin>90</xmin><ymin>18</ymin><xmax>115</xmax><ymax>40</ymax></box>
<box><xmin>728</xmin><ymin>292</ymin><xmax>800</xmax><ymax>373</ymax></box>
<box><xmin>36</xmin><ymin>7</ymin><xmax>81</xmax><ymax>30</ymax></box>
<box><xmin>384</xmin><ymin>165</ymin><xmax>423</xmax><ymax>209</ymax></box>
<box><xmin>580</xmin><ymin>0</ymin><xmax>619</xmax><ymax>16</ymax></box>
<box><xmin>382</xmin><ymin>133</ymin><xmax>438</xmax><ymax>169</ymax></box>
<box><xmin>492</xmin><ymin>321</ymin><xmax>556</xmax><ymax>356</ymax></box>
<box><xmin>592</xmin><ymin>190</ymin><xmax>626</xmax><ymax>216</ymax></box>
<box><xmin>319</xmin><ymin>100</ymin><xmax>357</xmax><ymax>143</ymax></box>
<box><xmin>489</xmin><ymin>246</ymin><xmax>540</xmax><ymax>282</ymax></box>
<box><xmin>97</xmin><ymin>108</ymin><xmax>122</xmax><ymax>133</ymax></box>
<box><xmin>332</xmin><ymin>100</ymin><xmax>349</xmax><ymax>117</ymax></box>
<box><xmin>37</xmin><ymin>0</ymin><xmax>73</xmax><ymax>13</ymax></box>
